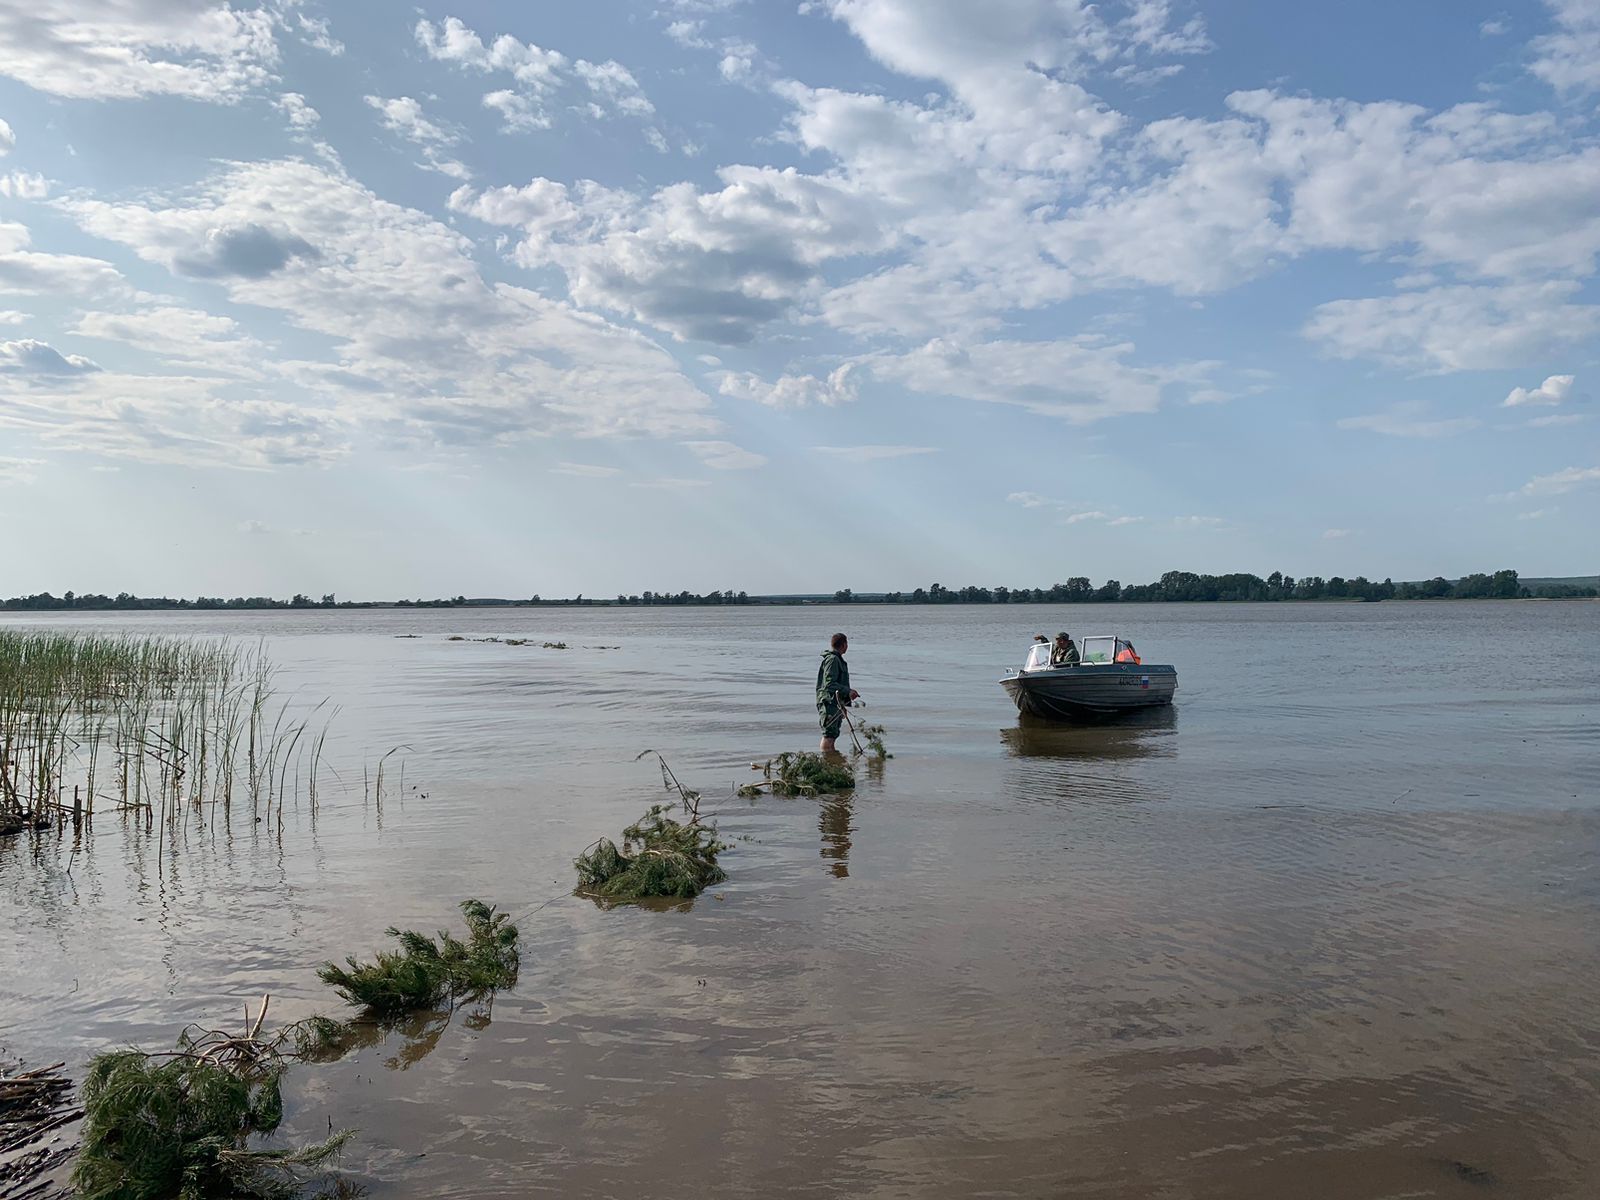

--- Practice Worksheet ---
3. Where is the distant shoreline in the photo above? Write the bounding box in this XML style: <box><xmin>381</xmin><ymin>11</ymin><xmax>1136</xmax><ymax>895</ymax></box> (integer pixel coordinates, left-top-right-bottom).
<box><xmin>3</xmin><ymin>571</ymin><xmax>1595</xmax><ymax>616</ymax></box>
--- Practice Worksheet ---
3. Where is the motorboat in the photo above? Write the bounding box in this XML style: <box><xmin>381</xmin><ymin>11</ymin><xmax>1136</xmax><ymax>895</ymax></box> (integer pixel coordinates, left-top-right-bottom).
<box><xmin>999</xmin><ymin>635</ymin><xmax>1177</xmax><ymax>721</ymax></box>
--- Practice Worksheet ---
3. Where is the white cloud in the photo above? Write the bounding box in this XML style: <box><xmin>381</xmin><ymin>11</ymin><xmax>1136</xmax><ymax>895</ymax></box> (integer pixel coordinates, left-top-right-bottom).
<box><xmin>54</xmin><ymin>158</ymin><xmax>718</xmax><ymax>457</ymax></box>
<box><xmin>1514</xmin><ymin>464</ymin><xmax>1600</xmax><ymax>495</ymax></box>
<box><xmin>1007</xmin><ymin>491</ymin><xmax>1053</xmax><ymax>509</ymax></box>
<box><xmin>0</xmin><ymin>220</ymin><xmax>127</xmax><ymax>298</ymax></box>
<box><xmin>682</xmin><ymin>439</ymin><xmax>768</xmax><ymax>469</ymax></box>
<box><xmin>239</xmin><ymin>519</ymin><xmax>271</xmax><ymax>534</ymax></box>
<box><xmin>365</xmin><ymin>95</ymin><xmax>456</xmax><ymax>146</ymax></box>
<box><xmin>483</xmin><ymin>89</ymin><xmax>550</xmax><ymax>132</ymax></box>
<box><xmin>1306</xmin><ymin>283</ymin><xmax>1600</xmax><ymax>371</ymax></box>
<box><xmin>867</xmin><ymin>336</ymin><xmax>1191</xmax><ymax>423</ymax></box>
<box><xmin>0</xmin><ymin>455</ymin><xmax>42</xmax><ymax>484</ymax></box>
<box><xmin>416</xmin><ymin>17</ymin><xmax>567</xmax><ymax>89</ymax></box>
<box><xmin>630</xmin><ymin>477</ymin><xmax>711</xmax><ymax>489</ymax></box>
<box><xmin>71</xmin><ymin>306</ymin><xmax>266</xmax><ymax>375</ymax></box>
<box><xmin>417</xmin><ymin>16</ymin><xmax>656</xmax><ymax>130</ymax></box>
<box><xmin>0</xmin><ymin>172</ymin><xmax>47</xmax><ymax>199</ymax></box>
<box><xmin>0</xmin><ymin>0</ymin><xmax>281</xmax><ymax>102</ymax></box>
<box><xmin>552</xmin><ymin>461</ymin><xmax>621</xmax><ymax>477</ymax></box>
<box><xmin>1322</xmin><ymin>528</ymin><xmax>1352</xmax><ymax>539</ymax></box>
<box><xmin>0</xmin><ymin>337</ymin><xmax>99</xmax><ymax>375</ymax></box>
<box><xmin>1517</xmin><ymin>507</ymin><xmax>1558</xmax><ymax>519</ymax></box>
<box><xmin>1503</xmin><ymin>373</ymin><xmax>1574</xmax><ymax>406</ymax></box>
<box><xmin>1064</xmin><ymin>509</ymin><xmax>1110</xmax><ymax>524</ymax></box>
<box><xmin>0</xmin><ymin>118</ymin><xmax>12</xmax><ymax>156</ymax></box>
<box><xmin>719</xmin><ymin>364</ymin><xmax>858</xmax><ymax>407</ymax></box>
<box><xmin>1481</xmin><ymin>17</ymin><xmax>1510</xmax><ymax>36</ymax></box>
<box><xmin>1527</xmin><ymin>412</ymin><xmax>1585</xmax><ymax>427</ymax></box>
<box><xmin>572</xmin><ymin>59</ymin><xmax>654</xmax><ymax>116</ymax></box>
<box><xmin>1530</xmin><ymin>0</ymin><xmax>1600</xmax><ymax>93</ymax></box>
<box><xmin>1336</xmin><ymin>403</ymin><xmax>1480</xmax><ymax>438</ymax></box>
<box><xmin>275</xmin><ymin>92</ymin><xmax>319</xmax><ymax>131</ymax></box>
<box><xmin>0</xmin><ymin>310</ymin><xmax>25</xmax><ymax>324</ymax></box>
<box><xmin>457</xmin><ymin>166</ymin><xmax>893</xmax><ymax>343</ymax></box>
<box><xmin>813</xmin><ymin>444</ymin><xmax>938</xmax><ymax>461</ymax></box>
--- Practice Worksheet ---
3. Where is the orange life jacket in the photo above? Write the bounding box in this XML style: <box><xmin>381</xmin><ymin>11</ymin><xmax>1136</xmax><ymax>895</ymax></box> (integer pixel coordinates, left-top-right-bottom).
<box><xmin>1115</xmin><ymin>646</ymin><xmax>1140</xmax><ymax>664</ymax></box>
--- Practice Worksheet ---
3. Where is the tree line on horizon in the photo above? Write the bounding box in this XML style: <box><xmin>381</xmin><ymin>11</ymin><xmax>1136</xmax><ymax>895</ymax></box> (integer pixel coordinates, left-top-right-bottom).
<box><xmin>832</xmin><ymin>569</ymin><xmax>1595</xmax><ymax>604</ymax></box>
<box><xmin>2</xmin><ymin>569</ymin><xmax>1593</xmax><ymax>613</ymax></box>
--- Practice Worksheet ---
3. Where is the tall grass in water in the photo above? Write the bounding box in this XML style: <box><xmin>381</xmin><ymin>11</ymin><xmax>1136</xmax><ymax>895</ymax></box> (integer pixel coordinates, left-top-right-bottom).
<box><xmin>0</xmin><ymin>631</ymin><xmax>330</xmax><ymax>839</ymax></box>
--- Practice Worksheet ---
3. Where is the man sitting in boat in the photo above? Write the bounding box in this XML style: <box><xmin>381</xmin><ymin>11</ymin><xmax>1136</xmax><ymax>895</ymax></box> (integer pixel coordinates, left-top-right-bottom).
<box><xmin>1050</xmin><ymin>632</ymin><xmax>1080</xmax><ymax>666</ymax></box>
<box><xmin>1114</xmin><ymin>639</ymin><xmax>1141</xmax><ymax>665</ymax></box>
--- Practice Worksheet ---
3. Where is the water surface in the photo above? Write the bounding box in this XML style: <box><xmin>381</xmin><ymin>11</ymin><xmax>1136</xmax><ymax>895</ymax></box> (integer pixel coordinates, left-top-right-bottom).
<box><xmin>2</xmin><ymin>602</ymin><xmax>1596</xmax><ymax>1197</ymax></box>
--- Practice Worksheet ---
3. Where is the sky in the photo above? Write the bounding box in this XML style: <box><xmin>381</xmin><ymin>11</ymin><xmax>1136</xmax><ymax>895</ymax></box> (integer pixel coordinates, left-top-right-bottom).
<box><xmin>0</xmin><ymin>0</ymin><xmax>1596</xmax><ymax>598</ymax></box>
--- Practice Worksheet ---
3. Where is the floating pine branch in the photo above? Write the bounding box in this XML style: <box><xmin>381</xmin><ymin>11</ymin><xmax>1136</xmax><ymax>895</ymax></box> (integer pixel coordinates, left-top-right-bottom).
<box><xmin>739</xmin><ymin>752</ymin><xmax>856</xmax><ymax>798</ymax></box>
<box><xmin>575</xmin><ymin>804</ymin><xmax>729</xmax><ymax>903</ymax></box>
<box><xmin>317</xmin><ymin>899</ymin><xmax>520</xmax><ymax>1017</ymax></box>
<box><xmin>72</xmin><ymin>999</ymin><xmax>353</xmax><ymax>1200</ymax></box>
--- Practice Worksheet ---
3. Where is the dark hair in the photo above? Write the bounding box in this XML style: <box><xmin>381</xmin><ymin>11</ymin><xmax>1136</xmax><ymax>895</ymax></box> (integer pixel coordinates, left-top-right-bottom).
<box><xmin>830</xmin><ymin>632</ymin><xmax>848</xmax><ymax>650</ymax></box>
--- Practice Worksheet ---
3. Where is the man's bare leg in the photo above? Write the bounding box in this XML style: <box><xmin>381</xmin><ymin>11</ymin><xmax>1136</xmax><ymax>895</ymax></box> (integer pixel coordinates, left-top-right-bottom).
<box><xmin>820</xmin><ymin>735</ymin><xmax>837</xmax><ymax>751</ymax></box>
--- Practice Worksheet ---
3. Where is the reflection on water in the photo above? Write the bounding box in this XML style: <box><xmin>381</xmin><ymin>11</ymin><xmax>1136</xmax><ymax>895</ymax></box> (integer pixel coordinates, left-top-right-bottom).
<box><xmin>2</xmin><ymin>601</ymin><xmax>1598</xmax><ymax>1198</ymax></box>
<box><xmin>1000</xmin><ymin>703</ymin><xmax>1178</xmax><ymax>760</ymax></box>
<box><xmin>818</xmin><ymin>793</ymin><xmax>853</xmax><ymax>878</ymax></box>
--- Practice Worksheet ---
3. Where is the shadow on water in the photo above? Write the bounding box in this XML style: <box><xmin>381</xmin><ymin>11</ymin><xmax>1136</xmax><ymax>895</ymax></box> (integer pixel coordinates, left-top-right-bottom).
<box><xmin>1000</xmin><ymin>704</ymin><xmax>1178</xmax><ymax>762</ymax></box>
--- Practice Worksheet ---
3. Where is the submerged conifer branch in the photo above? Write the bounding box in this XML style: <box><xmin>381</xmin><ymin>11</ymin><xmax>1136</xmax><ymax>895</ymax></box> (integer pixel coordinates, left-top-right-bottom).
<box><xmin>317</xmin><ymin>899</ymin><xmax>520</xmax><ymax>1017</ymax></box>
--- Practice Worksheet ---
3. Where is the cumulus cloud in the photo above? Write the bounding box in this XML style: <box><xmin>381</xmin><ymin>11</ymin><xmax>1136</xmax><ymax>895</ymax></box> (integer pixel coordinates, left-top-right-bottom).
<box><xmin>0</xmin><ymin>337</ymin><xmax>99</xmax><ymax>375</ymax></box>
<box><xmin>719</xmin><ymin>364</ymin><xmax>858</xmax><ymax>407</ymax></box>
<box><xmin>275</xmin><ymin>92</ymin><xmax>319</xmax><ymax>131</ymax></box>
<box><xmin>1503</xmin><ymin>373</ymin><xmax>1574</xmax><ymax>406</ymax></box>
<box><xmin>53</xmin><ymin>158</ymin><xmax>718</xmax><ymax>458</ymax></box>
<box><xmin>0</xmin><ymin>0</ymin><xmax>281</xmax><ymax>101</ymax></box>
<box><xmin>454</xmin><ymin>167</ymin><xmax>893</xmax><ymax>343</ymax></box>
<box><xmin>682</xmin><ymin>439</ymin><xmax>767</xmax><ymax>469</ymax></box>
<box><xmin>365</xmin><ymin>95</ymin><xmax>456</xmax><ymax>145</ymax></box>
<box><xmin>0</xmin><ymin>220</ymin><xmax>127</xmax><ymax>297</ymax></box>
<box><xmin>1530</xmin><ymin>0</ymin><xmax>1600</xmax><ymax>93</ymax></box>
<box><xmin>0</xmin><ymin>118</ymin><xmax>12</xmax><ymax>155</ymax></box>
<box><xmin>1305</xmin><ymin>283</ymin><xmax>1600</xmax><ymax>371</ymax></box>
<box><xmin>0</xmin><ymin>172</ymin><xmax>47</xmax><ymax>199</ymax></box>
<box><xmin>172</xmin><ymin>222</ymin><xmax>320</xmax><ymax>279</ymax></box>
<box><xmin>416</xmin><ymin>15</ymin><xmax>657</xmax><ymax>132</ymax></box>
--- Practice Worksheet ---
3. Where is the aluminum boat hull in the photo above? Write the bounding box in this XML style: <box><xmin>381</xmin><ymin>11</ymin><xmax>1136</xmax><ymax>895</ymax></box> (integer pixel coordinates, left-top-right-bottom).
<box><xmin>1000</xmin><ymin>663</ymin><xmax>1177</xmax><ymax>721</ymax></box>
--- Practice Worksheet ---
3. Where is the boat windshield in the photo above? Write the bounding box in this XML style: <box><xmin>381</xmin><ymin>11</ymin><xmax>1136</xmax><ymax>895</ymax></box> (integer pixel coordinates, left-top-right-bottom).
<box><xmin>1023</xmin><ymin>642</ymin><xmax>1052</xmax><ymax>671</ymax></box>
<box><xmin>1079</xmin><ymin>636</ymin><xmax>1116</xmax><ymax>663</ymax></box>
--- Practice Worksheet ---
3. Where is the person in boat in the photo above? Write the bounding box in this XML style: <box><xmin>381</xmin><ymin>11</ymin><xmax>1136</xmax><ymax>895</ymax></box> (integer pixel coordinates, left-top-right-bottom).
<box><xmin>816</xmin><ymin>632</ymin><xmax>859</xmax><ymax>752</ymax></box>
<box><xmin>1050</xmin><ymin>632</ymin><xmax>1079</xmax><ymax>666</ymax></box>
<box><xmin>1114</xmin><ymin>639</ymin><xmax>1141</xmax><ymax>665</ymax></box>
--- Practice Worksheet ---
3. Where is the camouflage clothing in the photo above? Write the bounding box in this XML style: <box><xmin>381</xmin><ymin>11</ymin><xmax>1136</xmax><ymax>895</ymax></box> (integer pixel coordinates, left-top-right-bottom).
<box><xmin>816</xmin><ymin>649</ymin><xmax>850</xmax><ymax>738</ymax></box>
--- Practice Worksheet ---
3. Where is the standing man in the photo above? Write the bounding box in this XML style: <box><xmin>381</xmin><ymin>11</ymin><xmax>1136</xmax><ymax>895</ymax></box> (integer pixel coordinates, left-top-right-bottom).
<box><xmin>816</xmin><ymin>632</ymin><xmax>860</xmax><ymax>751</ymax></box>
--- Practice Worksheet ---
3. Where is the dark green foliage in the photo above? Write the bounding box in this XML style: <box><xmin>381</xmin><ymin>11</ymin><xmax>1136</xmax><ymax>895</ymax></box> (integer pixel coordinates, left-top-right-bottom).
<box><xmin>317</xmin><ymin>899</ymin><xmax>520</xmax><ymax>1016</ymax></box>
<box><xmin>574</xmin><ymin>804</ymin><xmax>729</xmax><ymax>902</ymax></box>
<box><xmin>72</xmin><ymin>1030</ymin><xmax>351</xmax><ymax>1200</ymax></box>
<box><xmin>740</xmin><ymin>752</ymin><xmax>856</xmax><ymax>798</ymax></box>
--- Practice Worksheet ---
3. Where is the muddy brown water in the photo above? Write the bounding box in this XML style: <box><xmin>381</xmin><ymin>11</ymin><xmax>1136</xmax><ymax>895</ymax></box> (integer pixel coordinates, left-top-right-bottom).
<box><xmin>1</xmin><ymin>602</ymin><xmax>1596</xmax><ymax>1198</ymax></box>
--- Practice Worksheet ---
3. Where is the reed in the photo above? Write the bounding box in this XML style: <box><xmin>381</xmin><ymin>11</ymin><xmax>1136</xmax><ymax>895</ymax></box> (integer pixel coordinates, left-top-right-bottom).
<box><xmin>0</xmin><ymin>630</ymin><xmax>332</xmax><ymax>837</ymax></box>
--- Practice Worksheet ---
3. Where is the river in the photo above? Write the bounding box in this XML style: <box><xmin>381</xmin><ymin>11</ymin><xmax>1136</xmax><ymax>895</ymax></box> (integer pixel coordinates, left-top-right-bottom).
<box><xmin>1</xmin><ymin>601</ymin><xmax>1596</xmax><ymax>1197</ymax></box>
